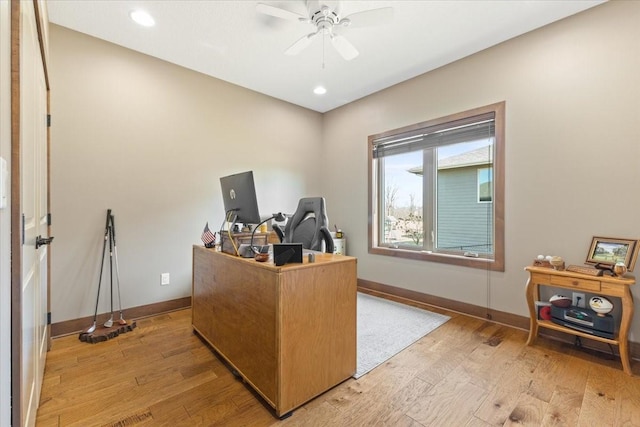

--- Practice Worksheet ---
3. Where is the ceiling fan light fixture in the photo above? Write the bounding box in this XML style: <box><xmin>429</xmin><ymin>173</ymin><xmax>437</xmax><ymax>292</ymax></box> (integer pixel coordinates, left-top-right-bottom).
<box><xmin>257</xmin><ymin>1</ymin><xmax>393</xmax><ymax>61</ymax></box>
<box><xmin>313</xmin><ymin>86</ymin><xmax>327</xmax><ymax>95</ymax></box>
<box><xmin>130</xmin><ymin>10</ymin><xmax>155</xmax><ymax>27</ymax></box>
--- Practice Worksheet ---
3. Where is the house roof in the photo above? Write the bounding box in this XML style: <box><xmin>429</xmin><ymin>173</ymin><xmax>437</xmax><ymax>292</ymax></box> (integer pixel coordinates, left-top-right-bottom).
<box><xmin>438</xmin><ymin>145</ymin><xmax>493</xmax><ymax>170</ymax></box>
<box><xmin>407</xmin><ymin>144</ymin><xmax>493</xmax><ymax>176</ymax></box>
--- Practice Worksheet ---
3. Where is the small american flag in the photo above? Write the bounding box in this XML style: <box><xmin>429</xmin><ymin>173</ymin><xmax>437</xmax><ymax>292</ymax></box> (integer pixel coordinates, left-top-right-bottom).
<box><xmin>201</xmin><ymin>222</ymin><xmax>216</xmax><ymax>247</ymax></box>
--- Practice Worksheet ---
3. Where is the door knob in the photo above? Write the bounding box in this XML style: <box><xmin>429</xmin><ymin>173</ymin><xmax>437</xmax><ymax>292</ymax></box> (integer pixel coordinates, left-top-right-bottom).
<box><xmin>35</xmin><ymin>235</ymin><xmax>54</xmax><ymax>249</ymax></box>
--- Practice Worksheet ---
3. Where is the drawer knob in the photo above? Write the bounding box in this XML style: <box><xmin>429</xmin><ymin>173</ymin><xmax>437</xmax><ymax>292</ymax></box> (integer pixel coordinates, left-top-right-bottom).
<box><xmin>572</xmin><ymin>280</ymin><xmax>579</xmax><ymax>286</ymax></box>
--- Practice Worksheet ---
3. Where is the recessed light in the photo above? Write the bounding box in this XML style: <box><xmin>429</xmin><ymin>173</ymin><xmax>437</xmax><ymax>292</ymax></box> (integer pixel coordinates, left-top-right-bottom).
<box><xmin>313</xmin><ymin>86</ymin><xmax>327</xmax><ymax>95</ymax></box>
<box><xmin>130</xmin><ymin>10</ymin><xmax>155</xmax><ymax>27</ymax></box>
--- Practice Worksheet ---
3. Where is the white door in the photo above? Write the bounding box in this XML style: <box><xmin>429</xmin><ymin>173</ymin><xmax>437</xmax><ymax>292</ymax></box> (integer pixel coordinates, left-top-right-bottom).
<box><xmin>20</xmin><ymin>1</ymin><xmax>49</xmax><ymax>425</ymax></box>
<box><xmin>0</xmin><ymin>0</ymin><xmax>12</xmax><ymax>425</ymax></box>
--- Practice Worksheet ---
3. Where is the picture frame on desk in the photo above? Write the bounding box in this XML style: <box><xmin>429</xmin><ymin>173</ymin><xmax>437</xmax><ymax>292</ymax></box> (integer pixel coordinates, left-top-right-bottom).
<box><xmin>273</xmin><ymin>243</ymin><xmax>303</xmax><ymax>266</ymax></box>
<box><xmin>585</xmin><ymin>236</ymin><xmax>639</xmax><ymax>271</ymax></box>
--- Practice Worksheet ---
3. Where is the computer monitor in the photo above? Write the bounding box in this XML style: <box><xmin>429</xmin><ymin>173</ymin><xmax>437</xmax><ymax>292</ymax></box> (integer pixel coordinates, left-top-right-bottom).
<box><xmin>219</xmin><ymin>170</ymin><xmax>261</xmax><ymax>226</ymax></box>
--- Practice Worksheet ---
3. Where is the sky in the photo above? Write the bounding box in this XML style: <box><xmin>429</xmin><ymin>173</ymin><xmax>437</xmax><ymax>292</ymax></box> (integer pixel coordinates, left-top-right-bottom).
<box><xmin>383</xmin><ymin>139</ymin><xmax>492</xmax><ymax>207</ymax></box>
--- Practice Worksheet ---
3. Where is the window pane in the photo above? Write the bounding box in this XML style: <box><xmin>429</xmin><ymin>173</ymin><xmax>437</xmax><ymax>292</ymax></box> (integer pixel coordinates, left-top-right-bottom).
<box><xmin>379</xmin><ymin>151</ymin><xmax>424</xmax><ymax>247</ymax></box>
<box><xmin>436</xmin><ymin>141</ymin><xmax>494</xmax><ymax>255</ymax></box>
<box><xmin>478</xmin><ymin>167</ymin><xmax>493</xmax><ymax>202</ymax></box>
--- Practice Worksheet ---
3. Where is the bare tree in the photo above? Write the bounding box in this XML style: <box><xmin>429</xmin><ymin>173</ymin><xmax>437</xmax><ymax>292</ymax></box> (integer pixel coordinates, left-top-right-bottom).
<box><xmin>409</xmin><ymin>193</ymin><xmax>416</xmax><ymax>215</ymax></box>
<box><xmin>385</xmin><ymin>183</ymin><xmax>399</xmax><ymax>217</ymax></box>
<box><xmin>405</xmin><ymin>192</ymin><xmax>423</xmax><ymax>245</ymax></box>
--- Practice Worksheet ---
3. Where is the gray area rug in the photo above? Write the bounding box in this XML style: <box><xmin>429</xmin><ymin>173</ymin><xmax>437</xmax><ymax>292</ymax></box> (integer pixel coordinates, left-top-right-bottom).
<box><xmin>355</xmin><ymin>292</ymin><xmax>450</xmax><ymax>379</ymax></box>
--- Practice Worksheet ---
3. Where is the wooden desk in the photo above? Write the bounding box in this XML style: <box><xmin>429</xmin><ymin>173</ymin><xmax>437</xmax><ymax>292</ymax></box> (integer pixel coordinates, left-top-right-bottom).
<box><xmin>525</xmin><ymin>266</ymin><xmax>635</xmax><ymax>375</ymax></box>
<box><xmin>192</xmin><ymin>246</ymin><xmax>357</xmax><ymax>417</ymax></box>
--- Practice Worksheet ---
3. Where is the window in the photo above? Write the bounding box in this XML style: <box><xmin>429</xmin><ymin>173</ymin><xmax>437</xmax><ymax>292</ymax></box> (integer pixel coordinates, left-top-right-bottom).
<box><xmin>368</xmin><ymin>102</ymin><xmax>505</xmax><ymax>271</ymax></box>
<box><xmin>478</xmin><ymin>167</ymin><xmax>492</xmax><ymax>203</ymax></box>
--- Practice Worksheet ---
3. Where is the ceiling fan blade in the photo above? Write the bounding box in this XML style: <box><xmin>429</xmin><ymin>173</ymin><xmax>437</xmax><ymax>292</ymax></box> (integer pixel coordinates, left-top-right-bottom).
<box><xmin>285</xmin><ymin>32</ymin><xmax>318</xmax><ymax>55</ymax></box>
<box><xmin>331</xmin><ymin>34</ymin><xmax>358</xmax><ymax>60</ymax></box>
<box><xmin>341</xmin><ymin>7</ymin><xmax>393</xmax><ymax>28</ymax></box>
<box><xmin>256</xmin><ymin>3</ymin><xmax>307</xmax><ymax>22</ymax></box>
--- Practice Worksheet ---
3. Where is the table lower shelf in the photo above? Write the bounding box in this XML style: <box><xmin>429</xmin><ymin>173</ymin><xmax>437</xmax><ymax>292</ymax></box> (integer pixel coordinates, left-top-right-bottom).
<box><xmin>536</xmin><ymin>319</ymin><xmax>619</xmax><ymax>346</ymax></box>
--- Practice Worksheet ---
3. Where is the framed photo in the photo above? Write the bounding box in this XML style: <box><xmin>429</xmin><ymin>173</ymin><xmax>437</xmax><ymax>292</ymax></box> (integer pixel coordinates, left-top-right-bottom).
<box><xmin>585</xmin><ymin>236</ymin><xmax>639</xmax><ymax>271</ymax></box>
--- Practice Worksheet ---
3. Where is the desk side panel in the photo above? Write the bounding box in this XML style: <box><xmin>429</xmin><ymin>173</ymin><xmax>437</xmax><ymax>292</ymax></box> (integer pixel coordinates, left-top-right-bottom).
<box><xmin>279</xmin><ymin>259</ymin><xmax>357</xmax><ymax>413</ymax></box>
<box><xmin>193</xmin><ymin>247</ymin><xmax>216</xmax><ymax>340</ymax></box>
<box><xmin>192</xmin><ymin>247</ymin><xmax>278</xmax><ymax>405</ymax></box>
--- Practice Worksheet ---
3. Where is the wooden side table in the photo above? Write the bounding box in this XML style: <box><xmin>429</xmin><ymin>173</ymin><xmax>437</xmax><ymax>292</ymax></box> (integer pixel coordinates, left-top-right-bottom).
<box><xmin>525</xmin><ymin>266</ymin><xmax>635</xmax><ymax>375</ymax></box>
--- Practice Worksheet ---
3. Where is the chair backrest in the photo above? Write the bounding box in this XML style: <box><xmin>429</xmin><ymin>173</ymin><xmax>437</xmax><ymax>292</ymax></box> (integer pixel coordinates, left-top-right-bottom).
<box><xmin>281</xmin><ymin>197</ymin><xmax>333</xmax><ymax>252</ymax></box>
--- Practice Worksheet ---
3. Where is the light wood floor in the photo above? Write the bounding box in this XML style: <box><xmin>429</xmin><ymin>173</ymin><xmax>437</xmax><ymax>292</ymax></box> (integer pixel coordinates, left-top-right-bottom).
<box><xmin>36</xmin><ymin>305</ymin><xmax>640</xmax><ymax>426</ymax></box>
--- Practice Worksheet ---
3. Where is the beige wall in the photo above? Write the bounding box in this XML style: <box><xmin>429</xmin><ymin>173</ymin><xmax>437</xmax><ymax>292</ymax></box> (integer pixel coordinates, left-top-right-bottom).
<box><xmin>49</xmin><ymin>25</ymin><xmax>323</xmax><ymax>322</ymax></box>
<box><xmin>323</xmin><ymin>1</ymin><xmax>640</xmax><ymax>340</ymax></box>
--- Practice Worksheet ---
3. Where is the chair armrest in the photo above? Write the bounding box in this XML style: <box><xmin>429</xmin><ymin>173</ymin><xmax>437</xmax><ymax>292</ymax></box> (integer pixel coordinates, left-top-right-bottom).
<box><xmin>272</xmin><ymin>224</ymin><xmax>285</xmax><ymax>242</ymax></box>
<box><xmin>320</xmin><ymin>226</ymin><xmax>334</xmax><ymax>253</ymax></box>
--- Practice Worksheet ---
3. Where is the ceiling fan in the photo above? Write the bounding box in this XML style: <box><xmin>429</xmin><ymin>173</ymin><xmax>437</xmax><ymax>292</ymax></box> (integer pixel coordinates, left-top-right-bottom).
<box><xmin>256</xmin><ymin>0</ymin><xmax>393</xmax><ymax>61</ymax></box>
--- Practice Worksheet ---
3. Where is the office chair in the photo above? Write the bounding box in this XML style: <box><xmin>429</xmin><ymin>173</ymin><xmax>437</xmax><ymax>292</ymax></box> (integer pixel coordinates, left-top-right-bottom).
<box><xmin>273</xmin><ymin>197</ymin><xmax>335</xmax><ymax>253</ymax></box>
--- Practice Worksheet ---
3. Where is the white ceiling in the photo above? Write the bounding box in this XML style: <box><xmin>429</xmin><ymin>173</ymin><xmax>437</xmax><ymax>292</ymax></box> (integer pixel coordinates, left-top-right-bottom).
<box><xmin>47</xmin><ymin>0</ymin><xmax>604</xmax><ymax>113</ymax></box>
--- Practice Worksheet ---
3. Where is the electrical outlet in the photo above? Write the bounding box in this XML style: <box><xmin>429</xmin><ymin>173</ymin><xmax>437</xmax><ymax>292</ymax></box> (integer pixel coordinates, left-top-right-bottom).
<box><xmin>572</xmin><ymin>292</ymin><xmax>585</xmax><ymax>308</ymax></box>
<box><xmin>161</xmin><ymin>273</ymin><xmax>170</xmax><ymax>286</ymax></box>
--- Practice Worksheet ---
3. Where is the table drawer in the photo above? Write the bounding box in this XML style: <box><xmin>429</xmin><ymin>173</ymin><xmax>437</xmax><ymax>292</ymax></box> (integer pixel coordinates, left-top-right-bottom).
<box><xmin>549</xmin><ymin>275</ymin><xmax>601</xmax><ymax>291</ymax></box>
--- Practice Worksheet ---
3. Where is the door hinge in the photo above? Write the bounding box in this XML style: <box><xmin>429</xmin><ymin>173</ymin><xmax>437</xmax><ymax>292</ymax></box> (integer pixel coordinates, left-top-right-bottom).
<box><xmin>47</xmin><ymin>312</ymin><xmax>51</xmax><ymax>325</ymax></box>
<box><xmin>22</xmin><ymin>213</ymin><xmax>25</xmax><ymax>245</ymax></box>
<box><xmin>47</xmin><ymin>114</ymin><xmax>51</xmax><ymax>127</ymax></box>
<box><xmin>47</xmin><ymin>212</ymin><xmax>52</xmax><ymax>226</ymax></box>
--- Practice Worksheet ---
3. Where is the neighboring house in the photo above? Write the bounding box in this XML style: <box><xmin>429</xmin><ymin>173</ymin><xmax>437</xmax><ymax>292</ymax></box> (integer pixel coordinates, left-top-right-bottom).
<box><xmin>408</xmin><ymin>144</ymin><xmax>494</xmax><ymax>254</ymax></box>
